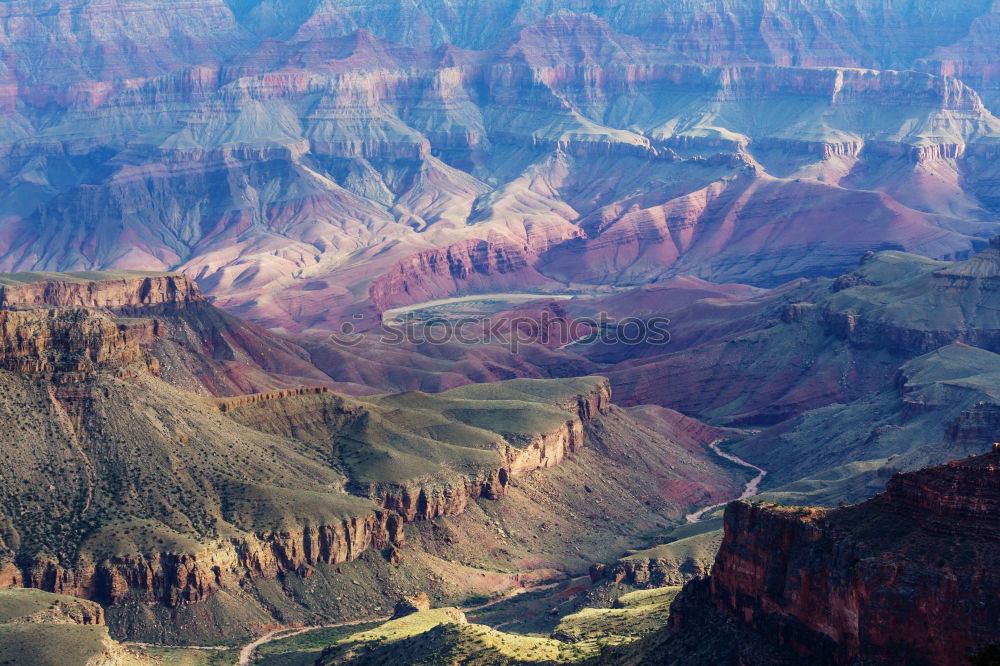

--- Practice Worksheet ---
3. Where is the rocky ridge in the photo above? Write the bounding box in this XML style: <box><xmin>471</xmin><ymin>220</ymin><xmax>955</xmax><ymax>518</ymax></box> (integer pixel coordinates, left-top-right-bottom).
<box><xmin>669</xmin><ymin>446</ymin><xmax>1000</xmax><ymax>665</ymax></box>
<box><xmin>0</xmin><ymin>588</ymin><xmax>156</xmax><ymax>666</ymax></box>
<box><xmin>224</xmin><ymin>376</ymin><xmax>612</xmax><ymax>522</ymax></box>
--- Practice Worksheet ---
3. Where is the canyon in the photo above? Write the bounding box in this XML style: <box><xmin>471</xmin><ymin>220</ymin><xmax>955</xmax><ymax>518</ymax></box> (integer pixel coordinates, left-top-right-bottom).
<box><xmin>1</xmin><ymin>2</ymin><xmax>999</xmax><ymax>333</ymax></box>
<box><xmin>664</xmin><ymin>446</ymin><xmax>1000</xmax><ymax>665</ymax></box>
<box><xmin>0</xmin><ymin>270</ymin><xmax>741</xmax><ymax>645</ymax></box>
<box><xmin>0</xmin><ymin>2</ymin><xmax>999</xmax><ymax>663</ymax></box>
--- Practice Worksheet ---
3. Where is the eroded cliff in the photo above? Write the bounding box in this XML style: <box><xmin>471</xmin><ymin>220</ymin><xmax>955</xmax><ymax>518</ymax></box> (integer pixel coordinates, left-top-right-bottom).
<box><xmin>670</xmin><ymin>447</ymin><xmax>1000</xmax><ymax>665</ymax></box>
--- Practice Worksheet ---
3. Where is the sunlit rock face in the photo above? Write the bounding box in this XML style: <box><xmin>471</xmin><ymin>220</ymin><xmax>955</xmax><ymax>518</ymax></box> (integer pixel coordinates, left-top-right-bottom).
<box><xmin>1</xmin><ymin>1</ymin><xmax>999</xmax><ymax>332</ymax></box>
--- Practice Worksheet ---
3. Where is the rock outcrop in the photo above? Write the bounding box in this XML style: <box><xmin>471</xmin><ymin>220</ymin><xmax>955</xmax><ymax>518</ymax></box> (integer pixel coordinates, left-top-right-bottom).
<box><xmin>369</xmin><ymin>237</ymin><xmax>557</xmax><ymax>314</ymax></box>
<box><xmin>0</xmin><ymin>308</ymin><xmax>159</xmax><ymax>380</ymax></box>
<box><xmin>0</xmin><ymin>588</ymin><xmax>156</xmax><ymax>666</ymax></box>
<box><xmin>11</xmin><ymin>512</ymin><xmax>404</xmax><ymax>607</ymax></box>
<box><xmin>0</xmin><ymin>273</ymin><xmax>203</xmax><ymax>312</ymax></box>
<box><xmin>353</xmin><ymin>378</ymin><xmax>609</xmax><ymax>521</ymax></box>
<box><xmin>595</xmin><ymin>531</ymin><xmax>722</xmax><ymax>588</ymax></box>
<box><xmin>392</xmin><ymin>592</ymin><xmax>431</xmax><ymax>618</ymax></box>
<box><xmin>225</xmin><ymin>376</ymin><xmax>612</xmax><ymax>522</ymax></box>
<box><xmin>0</xmin><ymin>270</ymin><xmax>337</xmax><ymax>397</ymax></box>
<box><xmin>670</xmin><ymin>447</ymin><xmax>1000</xmax><ymax>665</ymax></box>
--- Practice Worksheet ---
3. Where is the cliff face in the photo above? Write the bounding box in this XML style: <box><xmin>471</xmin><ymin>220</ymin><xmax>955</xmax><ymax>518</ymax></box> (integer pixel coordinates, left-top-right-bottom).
<box><xmin>672</xmin><ymin>447</ymin><xmax>1000</xmax><ymax>665</ymax></box>
<box><xmin>0</xmin><ymin>273</ymin><xmax>203</xmax><ymax>312</ymax></box>
<box><xmin>357</xmin><ymin>378</ymin><xmax>611</xmax><ymax>521</ymax></box>
<box><xmin>0</xmin><ymin>304</ymin><xmax>615</xmax><ymax>633</ymax></box>
<box><xmin>0</xmin><ymin>271</ymin><xmax>335</xmax><ymax>396</ymax></box>
<box><xmin>0</xmin><ymin>308</ymin><xmax>158</xmax><ymax>379</ymax></box>
<box><xmin>369</xmin><ymin>237</ymin><xmax>557</xmax><ymax>313</ymax></box>
<box><xmin>595</xmin><ymin>530</ymin><xmax>722</xmax><ymax>589</ymax></box>
<box><xmin>7</xmin><ymin>512</ymin><xmax>404</xmax><ymax>607</ymax></box>
<box><xmin>227</xmin><ymin>377</ymin><xmax>612</xmax><ymax>523</ymax></box>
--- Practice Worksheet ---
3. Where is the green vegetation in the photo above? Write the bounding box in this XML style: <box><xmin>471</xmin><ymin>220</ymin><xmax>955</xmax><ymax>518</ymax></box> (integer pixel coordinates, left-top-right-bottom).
<box><xmin>302</xmin><ymin>581</ymin><xmax>682</xmax><ymax>665</ymax></box>
<box><xmin>620</xmin><ymin>531</ymin><xmax>721</xmax><ymax>566</ymax></box>
<box><xmin>142</xmin><ymin>646</ymin><xmax>240</xmax><ymax>666</ymax></box>
<box><xmin>315</xmin><ymin>608</ymin><xmax>584</xmax><ymax>665</ymax></box>
<box><xmin>731</xmin><ymin>343</ymin><xmax>1000</xmax><ymax>507</ymax></box>
<box><xmin>552</xmin><ymin>586</ymin><xmax>681</xmax><ymax>642</ymax></box>
<box><xmin>0</xmin><ymin>589</ymin><xmax>156</xmax><ymax>666</ymax></box>
<box><xmin>253</xmin><ymin>623</ymin><xmax>381</xmax><ymax>665</ymax></box>
<box><xmin>0</xmin><ymin>588</ymin><xmax>78</xmax><ymax>623</ymax></box>
<box><xmin>226</xmin><ymin>376</ymin><xmax>606</xmax><ymax>487</ymax></box>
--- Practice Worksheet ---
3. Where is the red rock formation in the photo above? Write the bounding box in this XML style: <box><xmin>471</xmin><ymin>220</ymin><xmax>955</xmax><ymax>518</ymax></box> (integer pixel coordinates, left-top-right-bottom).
<box><xmin>0</xmin><ymin>274</ymin><xmax>203</xmax><ymax>312</ymax></box>
<box><xmin>368</xmin><ymin>236</ymin><xmax>556</xmax><ymax>313</ymax></box>
<box><xmin>672</xmin><ymin>447</ymin><xmax>1000</xmax><ymax>665</ymax></box>
<box><xmin>0</xmin><ymin>308</ymin><xmax>159</xmax><ymax>379</ymax></box>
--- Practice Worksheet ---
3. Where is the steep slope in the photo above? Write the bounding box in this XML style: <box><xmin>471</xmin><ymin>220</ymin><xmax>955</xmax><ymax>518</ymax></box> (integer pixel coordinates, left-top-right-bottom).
<box><xmin>0</xmin><ymin>270</ymin><xmax>335</xmax><ymax>395</ymax></box>
<box><xmin>662</xmin><ymin>446</ymin><xmax>1000</xmax><ymax>665</ymax></box>
<box><xmin>0</xmin><ymin>588</ymin><xmax>155</xmax><ymax>666</ymax></box>
<box><xmin>0</xmin><ymin>272</ymin><xmax>741</xmax><ymax>643</ymax></box>
<box><xmin>222</xmin><ymin>376</ymin><xmax>613</xmax><ymax>522</ymax></box>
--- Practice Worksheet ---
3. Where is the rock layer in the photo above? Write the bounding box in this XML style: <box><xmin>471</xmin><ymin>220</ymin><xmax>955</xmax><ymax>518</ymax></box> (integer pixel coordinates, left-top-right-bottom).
<box><xmin>3</xmin><ymin>3</ymin><xmax>1000</xmax><ymax>331</ymax></box>
<box><xmin>9</xmin><ymin>512</ymin><xmax>404</xmax><ymax>607</ymax></box>
<box><xmin>671</xmin><ymin>447</ymin><xmax>1000</xmax><ymax>665</ymax></box>
<box><xmin>0</xmin><ymin>273</ymin><xmax>203</xmax><ymax>312</ymax></box>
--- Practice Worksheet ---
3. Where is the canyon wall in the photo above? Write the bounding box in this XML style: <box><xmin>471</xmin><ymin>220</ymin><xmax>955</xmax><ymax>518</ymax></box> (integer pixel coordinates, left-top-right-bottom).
<box><xmin>2</xmin><ymin>512</ymin><xmax>404</xmax><ymax>607</ymax></box>
<box><xmin>2</xmin><ymin>3</ymin><xmax>999</xmax><ymax>331</ymax></box>
<box><xmin>0</xmin><ymin>274</ymin><xmax>204</xmax><ymax>312</ymax></box>
<box><xmin>671</xmin><ymin>447</ymin><xmax>1000</xmax><ymax>665</ymax></box>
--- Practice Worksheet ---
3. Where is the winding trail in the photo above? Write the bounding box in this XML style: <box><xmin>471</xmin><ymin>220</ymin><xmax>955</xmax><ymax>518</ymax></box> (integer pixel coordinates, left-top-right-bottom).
<box><xmin>233</xmin><ymin>581</ymin><xmax>562</xmax><ymax>665</ymax></box>
<box><xmin>685</xmin><ymin>440</ymin><xmax>768</xmax><ymax>524</ymax></box>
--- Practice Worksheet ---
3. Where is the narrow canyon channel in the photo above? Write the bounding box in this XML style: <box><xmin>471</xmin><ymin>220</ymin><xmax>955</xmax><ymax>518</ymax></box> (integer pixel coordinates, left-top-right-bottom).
<box><xmin>685</xmin><ymin>440</ymin><xmax>768</xmax><ymax>524</ymax></box>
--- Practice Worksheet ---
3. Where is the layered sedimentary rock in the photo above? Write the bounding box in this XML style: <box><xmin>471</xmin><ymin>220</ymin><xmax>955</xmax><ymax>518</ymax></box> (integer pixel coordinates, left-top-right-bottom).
<box><xmin>0</xmin><ymin>277</ymin><xmax>630</xmax><ymax>639</ymax></box>
<box><xmin>10</xmin><ymin>511</ymin><xmax>404</xmax><ymax>607</ymax></box>
<box><xmin>947</xmin><ymin>401</ymin><xmax>1000</xmax><ymax>442</ymax></box>
<box><xmin>0</xmin><ymin>272</ymin><xmax>203</xmax><ymax>312</ymax></box>
<box><xmin>0</xmin><ymin>270</ymin><xmax>341</xmax><ymax>396</ymax></box>
<box><xmin>671</xmin><ymin>447</ymin><xmax>1000</xmax><ymax>665</ymax></box>
<box><xmin>368</xmin><ymin>237</ymin><xmax>559</xmax><ymax>314</ymax></box>
<box><xmin>0</xmin><ymin>308</ymin><xmax>157</xmax><ymax>378</ymax></box>
<box><xmin>0</xmin><ymin>274</ymin><xmax>404</xmax><ymax>621</ymax></box>
<box><xmin>2</xmin><ymin>3</ymin><xmax>999</xmax><ymax>331</ymax></box>
<box><xmin>822</xmin><ymin>241</ymin><xmax>1000</xmax><ymax>355</ymax></box>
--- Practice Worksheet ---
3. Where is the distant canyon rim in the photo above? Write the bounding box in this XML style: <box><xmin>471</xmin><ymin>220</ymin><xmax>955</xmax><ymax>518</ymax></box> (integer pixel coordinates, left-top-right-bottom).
<box><xmin>1</xmin><ymin>0</ymin><xmax>999</xmax><ymax>335</ymax></box>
